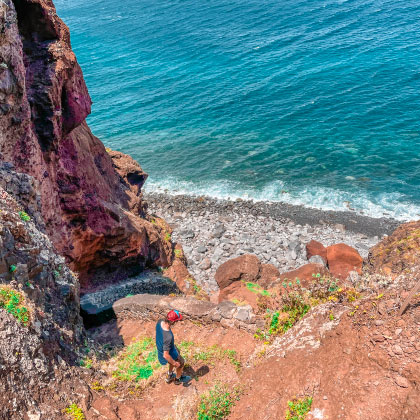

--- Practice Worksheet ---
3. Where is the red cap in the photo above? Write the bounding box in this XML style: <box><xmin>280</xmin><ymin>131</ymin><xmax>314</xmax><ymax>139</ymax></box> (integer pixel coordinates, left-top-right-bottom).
<box><xmin>166</xmin><ymin>309</ymin><xmax>183</xmax><ymax>322</ymax></box>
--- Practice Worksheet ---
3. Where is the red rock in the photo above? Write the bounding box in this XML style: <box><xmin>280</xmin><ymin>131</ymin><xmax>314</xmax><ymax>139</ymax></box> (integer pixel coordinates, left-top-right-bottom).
<box><xmin>326</xmin><ymin>243</ymin><xmax>363</xmax><ymax>280</ymax></box>
<box><xmin>215</xmin><ymin>254</ymin><xmax>261</xmax><ymax>290</ymax></box>
<box><xmin>218</xmin><ymin>281</ymin><xmax>260</xmax><ymax>311</ymax></box>
<box><xmin>258</xmin><ymin>263</ymin><xmax>280</xmax><ymax>288</ymax></box>
<box><xmin>365</xmin><ymin>221</ymin><xmax>420</xmax><ymax>278</ymax></box>
<box><xmin>278</xmin><ymin>263</ymin><xmax>329</xmax><ymax>289</ymax></box>
<box><xmin>0</xmin><ymin>0</ymin><xmax>175</xmax><ymax>288</ymax></box>
<box><xmin>306</xmin><ymin>240</ymin><xmax>327</xmax><ymax>263</ymax></box>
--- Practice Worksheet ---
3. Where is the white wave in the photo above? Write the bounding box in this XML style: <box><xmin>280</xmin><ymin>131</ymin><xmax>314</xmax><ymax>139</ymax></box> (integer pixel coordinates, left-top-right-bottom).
<box><xmin>144</xmin><ymin>177</ymin><xmax>420</xmax><ymax>222</ymax></box>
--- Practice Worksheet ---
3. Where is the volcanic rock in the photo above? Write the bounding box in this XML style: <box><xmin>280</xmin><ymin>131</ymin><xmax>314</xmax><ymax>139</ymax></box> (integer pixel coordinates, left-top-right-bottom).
<box><xmin>365</xmin><ymin>221</ymin><xmax>420</xmax><ymax>278</ymax></box>
<box><xmin>326</xmin><ymin>243</ymin><xmax>363</xmax><ymax>280</ymax></box>
<box><xmin>306</xmin><ymin>239</ymin><xmax>327</xmax><ymax>263</ymax></box>
<box><xmin>215</xmin><ymin>254</ymin><xmax>260</xmax><ymax>289</ymax></box>
<box><xmin>0</xmin><ymin>0</ymin><xmax>175</xmax><ymax>288</ymax></box>
<box><xmin>278</xmin><ymin>263</ymin><xmax>329</xmax><ymax>289</ymax></box>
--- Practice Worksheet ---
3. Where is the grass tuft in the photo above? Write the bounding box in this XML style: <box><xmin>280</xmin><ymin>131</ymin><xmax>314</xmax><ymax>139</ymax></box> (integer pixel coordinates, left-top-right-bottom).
<box><xmin>112</xmin><ymin>337</ymin><xmax>160</xmax><ymax>381</ymax></box>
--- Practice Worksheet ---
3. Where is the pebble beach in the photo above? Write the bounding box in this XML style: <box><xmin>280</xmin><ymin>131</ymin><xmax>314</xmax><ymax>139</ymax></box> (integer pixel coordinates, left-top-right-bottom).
<box><xmin>145</xmin><ymin>192</ymin><xmax>400</xmax><ymax>293</ymax></box>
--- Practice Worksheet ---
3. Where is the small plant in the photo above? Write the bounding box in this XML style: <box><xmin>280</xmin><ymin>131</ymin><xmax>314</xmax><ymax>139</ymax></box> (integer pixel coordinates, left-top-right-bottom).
<box><xmin>164</xmin><ymin>232</ymin><xmax>171</xmax><ymax>242</ymax></box>
<box><xmin>18</xmin><ymin>211</ymin><xmax>30</xmax><ymax>222</ymax></box>
<box><xmin>65</xmin><ymin>403</ymin><xmax>85</xmax><ymax>420</ymax></box>
<box><xmin>231</xmin><ymin>298</ymin><xmax>247</xmax><ymax>306</ymax></box>
<box><xmin>186</xmin><ymin>277</ymin><xmax>208</xmax><ymax>300</ymax></box>
<box><xmin>197</xmin><ymin>384</ymin><xmax>240</xmax><ymax>420</ymax></box>
<box><xmin>80</xmin><ymin>358</ymin><xmax>93</xmax><ymax>369</ymax></box>
<box><xmin>174</xmin><ymin>248</ymin><xmax>183</xmax><ymax>258</ymax></box>
<box><xmin>91</xmin><ymin>381</ymin><xmax>104</xmax><ymax>392</ymax></box>
<box><xmin>0</xmin><ymin>286</ymin><xmax>30</xmax><ymax>325</ymax></box>
<box><xmin>9</xmin><ymin>265</ymin><xmax>16</xmax><ymax>273</ymax></box>
<box><xmin>53</xmin><ymin>270</ymin><xmax>60</xmax><ymax>279</ymax></box>
<box><xmin>178</xmin><ymin>341</ymin><xmax>241</xmax><ymax>372</ymax></box>
<box><xmin>285</xmin><ymin>396</ymin><xmax>313</xmax><ymax>420</ymax></box>
<box><xmin>225</xmin><ymin>350</ymin><xmax>241</xmax><ymax>372</ymax></box>
<box><xmin>245</xmin><ymin>282</ymin><xmax>270</xmax><ymax>296</ymax></box>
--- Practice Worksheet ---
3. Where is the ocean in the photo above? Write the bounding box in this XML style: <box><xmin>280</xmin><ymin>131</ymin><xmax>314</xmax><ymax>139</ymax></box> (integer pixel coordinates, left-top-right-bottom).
<box><xmin>54</xmin><ymin>0</ymin><xmax>420</xmax><ymax>221</ymax></box>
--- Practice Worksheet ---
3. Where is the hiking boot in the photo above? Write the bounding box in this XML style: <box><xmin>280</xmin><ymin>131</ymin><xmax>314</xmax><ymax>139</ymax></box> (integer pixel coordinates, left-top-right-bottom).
<box><xmin>174</xmin><ymin>375</ymin><xmax>191</xmax><ymax>385</ymax></box>
<box><xmin>165</xmin><ymin>372</ymin><xmax>176</xmax><ymax>383</ymax></box>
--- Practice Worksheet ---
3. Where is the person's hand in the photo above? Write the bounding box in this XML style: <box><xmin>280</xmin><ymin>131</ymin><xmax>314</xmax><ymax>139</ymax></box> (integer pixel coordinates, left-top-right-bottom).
<box><xmin>174</xmin><ymin>361</ymin><xmax>181</xmax><ymax>368</ymax></box>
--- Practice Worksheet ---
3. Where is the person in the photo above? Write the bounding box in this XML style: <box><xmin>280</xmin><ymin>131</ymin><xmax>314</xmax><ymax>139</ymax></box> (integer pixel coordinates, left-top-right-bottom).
<box><xmin>155</xmin><ymin>309</ymin><xmax>190</xmax><ymax>385</ymax></box>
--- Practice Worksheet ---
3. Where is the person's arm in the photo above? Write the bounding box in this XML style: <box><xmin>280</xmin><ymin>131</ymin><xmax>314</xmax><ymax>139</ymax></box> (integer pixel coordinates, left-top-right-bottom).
<box><xmin>163</xmin><ymin>350</ymin><xmax>180</xmax><ymax>366</ymax></box>
<box><xmin>162</xmin><ymin>332</ymin><xmax>180</xmax><ymax>366</ymax></box>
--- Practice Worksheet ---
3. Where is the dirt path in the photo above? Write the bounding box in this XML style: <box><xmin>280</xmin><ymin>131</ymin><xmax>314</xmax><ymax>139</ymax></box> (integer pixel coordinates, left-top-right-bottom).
<box><xmin>86</xmin><ymin>319</ymin><xmax>257</xmax><ymax>420</ymax></box>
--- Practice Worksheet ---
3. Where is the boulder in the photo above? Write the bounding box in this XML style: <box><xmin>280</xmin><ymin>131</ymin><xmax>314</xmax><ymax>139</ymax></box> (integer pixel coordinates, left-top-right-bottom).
<box><xmin>215</xmin><ymin>254</ymin><xmax>260</xmax><ymax>290</ymax></box>
<box><xmin>218</xmin><ymin>282</ymin><xmax>260</xmax><ymax>312</ymax></box>
<box><xmin>326</xmin><ymin>243</ymin><xmax>363</xmax><ymax>280</ymax></box>
<box><xmin>278</xmin><ymin>263</ymin><xmax>329</xmax><ymax>289</ymax></box>
<box><xmin>258</xmin><ymin>263</ymin><xmax>280</xmax><ymax>288</ymax></box>
<box><xmin>365</xmin><ymin>221</ymin><xmax>420</xmax><ymax>278</ymax></box>
<box><xmin>306</xmin><ymin>240</ymin><xmax>327</xmax><ymax>263</ymax></box>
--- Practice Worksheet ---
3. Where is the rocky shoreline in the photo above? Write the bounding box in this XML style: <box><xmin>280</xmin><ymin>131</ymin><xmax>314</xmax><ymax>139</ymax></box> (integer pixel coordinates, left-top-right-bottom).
<box><xmin>145</xmin><ymin>192</ymin><xmax>400</xmax><ymax>293</ymax></box>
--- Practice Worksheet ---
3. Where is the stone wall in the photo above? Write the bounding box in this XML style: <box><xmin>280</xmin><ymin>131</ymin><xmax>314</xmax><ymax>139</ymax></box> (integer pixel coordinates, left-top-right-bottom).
<box><xmin>112</xmin><ymin>294</ymin><xmax>261</xmax><ymax>333</ymax></box>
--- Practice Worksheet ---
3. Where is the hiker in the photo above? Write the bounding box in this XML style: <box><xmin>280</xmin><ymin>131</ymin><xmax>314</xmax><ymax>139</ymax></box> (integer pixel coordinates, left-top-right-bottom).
<box><xmin>156</xmin><ymin>309</ymin><xmax>190</xmax><ymax>385</ymax></box>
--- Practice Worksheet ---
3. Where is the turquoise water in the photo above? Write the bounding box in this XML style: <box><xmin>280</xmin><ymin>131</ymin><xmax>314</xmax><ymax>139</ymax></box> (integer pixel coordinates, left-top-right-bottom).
<box><xmin>55</xmin><ymin>0</ymin><xmax>420</xmax><ymax>220</ymax></box>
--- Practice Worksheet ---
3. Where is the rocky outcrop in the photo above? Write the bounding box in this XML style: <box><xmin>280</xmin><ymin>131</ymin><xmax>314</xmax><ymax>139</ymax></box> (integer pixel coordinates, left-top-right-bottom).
<box><xmin>0</xmin><ymin>0</ymin><xmax>177</xmax><ymax>288</ymax></box>
<box><xmin>0</xmin><ymin>178</ymin><xmax>86</xmax><ymax>419</ymax></box>
<box><xmin>365</xmin><ymin>221</ymin><xmax>420</xmax><ymax>278</ymax></box>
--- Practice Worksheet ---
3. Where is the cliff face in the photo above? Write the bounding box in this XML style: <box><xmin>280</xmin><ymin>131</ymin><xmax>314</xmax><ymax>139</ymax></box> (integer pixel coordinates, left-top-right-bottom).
<box><xmin>0</xmin><ymin>166</ymin><xmax>88</xmax><ymax>419</ymax></box>
<box><xmin>0</xmin><ymin>0</ymin><xmax>174</xmax><ymax>288</ymax></box>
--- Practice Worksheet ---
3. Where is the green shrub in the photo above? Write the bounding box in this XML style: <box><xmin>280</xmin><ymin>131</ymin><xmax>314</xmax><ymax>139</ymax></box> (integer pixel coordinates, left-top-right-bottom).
<box><xmin>285</xmin><ymin>396</ymin><xmax>313</xmax><ymax>420</ymax></box>
<box><xmin>197</xmin><ymin>385</ymin><xmax>240</xmax><ymax>420</ymax></box>
<box><xmin>19</xmin><ymin>211</ymin><xmax>30</xmax><ymax>222</ymax></box>
<box><xmin>65</xmin><ymin>403</ymin><xmax>85</xmax><ymax>420</ymax></box>
<box><xmin>112</xmin><ymin>337</ymin><xmax>160</xmax><ymax>381</ymax></box>
<box><xmin>0</xmin><ymin>286</ymin><xmax>30</xmax><ymax>325</ymax></box>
